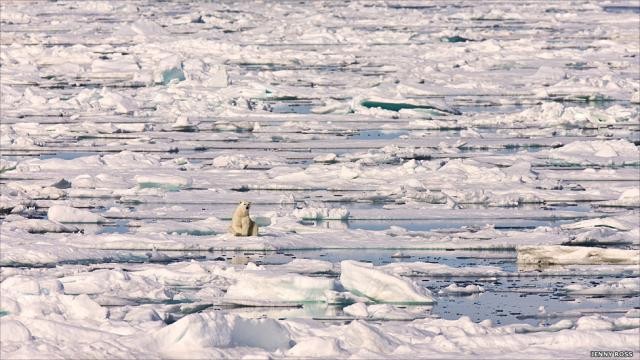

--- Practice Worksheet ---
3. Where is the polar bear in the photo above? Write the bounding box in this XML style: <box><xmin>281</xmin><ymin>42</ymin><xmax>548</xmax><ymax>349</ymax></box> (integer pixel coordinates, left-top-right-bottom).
<box><xmin>229</xmin><ymin>200</ymin><xmax>259</xmax><ymax>236</ymax></box>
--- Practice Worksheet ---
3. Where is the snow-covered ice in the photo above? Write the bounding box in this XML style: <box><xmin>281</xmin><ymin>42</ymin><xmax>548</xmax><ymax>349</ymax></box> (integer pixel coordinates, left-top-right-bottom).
<box><xmin>340</xmin><ymin>260</ymin><xmax>435</xmax><ymax>303</ymax></box>
<box><xmin>1</xmin><ymin>0</ymin><xmax>639</xmax><ymax>358</ymax></box>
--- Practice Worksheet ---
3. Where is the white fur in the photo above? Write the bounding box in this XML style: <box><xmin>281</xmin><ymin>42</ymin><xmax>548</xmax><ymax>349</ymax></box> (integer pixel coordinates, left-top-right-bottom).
<box><xmin>229</xmin><ymin>201</ymin><xmax>258</xmax><ymax>236</ymax></box>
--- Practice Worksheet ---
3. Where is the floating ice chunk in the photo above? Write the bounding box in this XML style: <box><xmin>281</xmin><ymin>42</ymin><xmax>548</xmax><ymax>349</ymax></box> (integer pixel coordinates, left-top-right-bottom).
<box><xmin>359</xmin><ymin>97</ymin><xmax>460</xmax><ymax>115</ymax></box>
<box><xmin>182</xmin><ymin>59</ymin><xmax>228</xmax><ymax>87</ymax></box>
<box><xmin>0</xmin><ymin>9</ymin><xmax>31</xmax><ymax>24</ymax></box>
<box><xmin>460</xmin><ymin>128</ymin><xmax>482</xmax><ymax>138</ymax></box>
<box><xmin>339</xmin><ymin>261</ymin><xmax>434</xmax><ymax>303</ymax></box>
<box><xmin>133</xmin><ymin>262</ymin><xmax>222</xmax><ymax>286</ymax></box>
<box><xmin>566</xmin><ymin>278</ymin><xmax>640</xmax><ymax>295</ymax></box>
<box><xmin>131</xmin><ymin>19</ymin><xmax>166</xmax><ymax>37</ymax></box>
<box><xmin>312</xmin><ymin>99</ymin><xmax>352</xmax><ymax>114</ymax></box>
<box><xmin>626</xmin><ymin>309</ymin><xmax>640</xmax><ymax>318</ymax></box>
<box><xmin>562</xmin><ymin>214</ymin><xmax>638</xmax><ymax>231</ymax></box>
<box><xmin>439</xmin><ymin>283</ymin><xmax>485</xmax><ymax>295</ymax></box>
<box><xmin>292</xmin><ymin>205</ymin><xmax>349</xmax><ymax>220</ymax></box>
<box><xmin>134</xmin><ymin>174</ymin><xmax>192</xmax><ymax>190</ymax></box>
<box><xmin>517</xmin><ymin>245</ymin><xmax>640</xmax><ymax>265</ymax></box>
<box><xmin>91</xmin><ymin>57</ymin><xmax>140</xmax><ymax>75</ymax></box>
<box><xmin>269</xmin><ymin>259</ymin><xmax>335</xmax><ymax>274</ymax></box>
<box><xmin>16</xmin><ymin>155</ymin><xmax>103</xmax><ymax>173</ymax></box>
<box><xmin>2</xmin><ymin>217</ymin><xmax>79</xmax><ymax>233</ymax></box>
<box><xmin>381</xmin><ymin>262</ymin><xmax>507</xmax><ymax>277</ymax></box>
<box><xmin>313</xmin><ymin>153</ymin><xmax>338</xmax><ymax>164</ymax></box>
<box><xmin>224</xmin><ymin>270</ymin><xmax>337</xmax><ymax>305</ymax></box>
<box><xmin>575</xmin><ymin>315</ymin><xmax>616</xmax><ymax>331</ymax></box>
<box><xmin>102</xmin><ymin>151</ymin><xmax>160</xmax><ymax>168</ymax></box>
<box><xmin>343</xmin><ymin>302</ymin><xmax>368</xmax><ymax>317</ymax></box>
<box><xmin>204</xmin><ymin>64</ymin><xmax>229</xmax><ymax>88</ymax></box>
<box><xmin>47</xmin><ymin>205</ymin><xmax>105</xmax><ymax>224</ymax></box>
<box><xmin>7</xmin><ymin>183</ymin><xmax>65</xmax><ymax>200</ymax></box>
<box><xmin>1</xmin><ymin>275</ymin><xmax>64</xmax><ymax>296</ymax></box>
<box><xmin>339</xmin><ymin>165</ymin><xmax>359</xmax><ymax>179</ymax></box>
<box><xmin>98</xmin><ymin>88</ymin><xmax>137</xmax><ymax>114</ymax></box>
<box><xmin>60</xmin><ymin>269</ymin><xmax>172</xmax><ymax>301</ymax></box>
<box><xmin>344</xmin><ymin>303</ymin><xmax>431</xmax><ymax>320</ymax></box>
<box><xmin>211</xmin><ymin>153</ymin><xmax>283</xmax><ymax>169</ymax></box>
<box><xmin>171</xmin><ymin>116</ymin><xmax>198</xmax><ymax>132</ymax></box>
<box><xmin>529</xmin><ymin>65</ymin><xmax>567</xmax><ymax>84</ymax></box>
<box><xmin>154</xmin><ymin>55</ymin><xmax>185</xmax><ymax>85</ymax></box>
<box><xmin>514</xmin><ymin>319</ymin><xmax>575</xmax><ymax>334</ymax></box>
<box><xmin>631</xmin><ymin>91</ymin><xmax>640</xmax><ymax>104</ymax></box>
<box><xmin>390</xmin><ymin>252</ymin><xmax>410</xmax><ymax>259</ymax></box>
<box><xmin>598</xmin><ymin>188</ymin><xmax>640</xmax><ymax>208</ymax></box>
<box><xmin>565</xmin><ymin>227</ymin><xmax>638</xmax><ymax>246</ymax></box>
<box><xmin>548</xmin><ymin>140</ymin><xmax>640</xmax><ymax>165</ymax></box>
<box><xmin>136</xmin><ymin>217</ymin><xmax>222</xmax><ymax>236</ymax></box>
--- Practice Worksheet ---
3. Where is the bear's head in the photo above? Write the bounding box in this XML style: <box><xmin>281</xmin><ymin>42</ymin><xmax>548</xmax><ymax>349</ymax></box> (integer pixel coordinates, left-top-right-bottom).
<box><xmin>235</xmin><ymin>200</ymin><xmax>251</xmax><ymax>216</ymax></box>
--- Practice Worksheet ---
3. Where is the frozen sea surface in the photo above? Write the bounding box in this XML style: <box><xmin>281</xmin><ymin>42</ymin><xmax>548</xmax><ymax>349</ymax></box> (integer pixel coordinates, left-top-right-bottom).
<box><xmin>1</xmin><ymin>0</ymin><xmax>639</xmax><ymax>359</ymax></box>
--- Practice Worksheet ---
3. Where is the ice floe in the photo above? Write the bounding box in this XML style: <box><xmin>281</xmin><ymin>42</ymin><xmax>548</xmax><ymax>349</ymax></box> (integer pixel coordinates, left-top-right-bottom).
<box><xmin>340</xmin><ymin>261</ymin><xmax>434</xmax><ymax>304</ymax></box>
<box><xmin>517</xmin><ymin>245</ymin><xmax>640</xmax><ymax>265</ymax></box>
<box><xmin>566</xmin><ymin>278</ymin><xmax>640</xmax><ymax>296</ymax></box>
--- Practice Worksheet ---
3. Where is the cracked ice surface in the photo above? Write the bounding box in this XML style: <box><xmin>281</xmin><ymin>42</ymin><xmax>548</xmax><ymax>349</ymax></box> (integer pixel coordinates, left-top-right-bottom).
<box><xmin>1</xmin><ymin>1</ymin><xmax>639</xmax><ymax>359</ymax></box>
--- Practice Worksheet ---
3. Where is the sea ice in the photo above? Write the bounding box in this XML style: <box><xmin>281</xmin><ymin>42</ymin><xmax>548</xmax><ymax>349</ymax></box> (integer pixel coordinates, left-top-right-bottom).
<box><xmin>566</xmin><ymin>278</ymin><xmax>640</xmax><ymax>296</ymax></box>
<box><xmin>292</xmin><ymin>206</ymin><xmax>350</xmax><ymax>221</ymax></box>
<box><xmin>517</xmin><ymin>245</ymin><xmax>640</xmax><ymax>265</ymax></box>
<box><xmin>439</xmin><ymin>283</ymin><xmax>486</xmax><ymax>295</ymax></box>
<box><xmin>339</xmin><ymin>261</ymin><xmax>434</xmax><ymax>303</ymax></box>
<box><xmin>47</xmin><ymin>205</ymin><xmax>105</xmax><ymax>224</ymax></box>
<box><xmin>223</xmin><ymin>266</ymin><xmax>337</xmax><ymax>305</ymax></box>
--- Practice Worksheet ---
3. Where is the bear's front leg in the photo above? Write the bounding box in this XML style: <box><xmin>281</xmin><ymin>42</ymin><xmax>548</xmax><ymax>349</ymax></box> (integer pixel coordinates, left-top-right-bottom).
<box><xmin>249</xmin><ymin>220</ymin><xmax>259</xmax><ymax>236</ymax></box>
<box><xmin>241</xmin><ymin>217</ymin><xmax>251</xmax><ymax>236</ymax></box>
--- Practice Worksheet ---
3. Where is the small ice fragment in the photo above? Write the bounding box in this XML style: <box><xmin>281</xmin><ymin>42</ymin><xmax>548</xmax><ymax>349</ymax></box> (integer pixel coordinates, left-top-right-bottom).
<box><xmin>625</xmin><ymin>309</ymin><xmax>640</xmax><ymax>318</ymax></box>
<box><xmin>172</xmin><ymin>116</ymin><xmax>198</xmax><ymax>132</ymax></box>
<box><xmin>313</xmin><ymin>153</ymin><xmax>337</xmax><ymax>164</ymax></box>
<box><xmin>134</xmin><ymin>175</ymin><xmax>192</xmax><ymax>190</ymax></box>
<box><xmin>154</xmin><ymin>56</ymin><xmax>185</xmax><ymax>85</ymax></box>
<box><xmin>390</xmin><ymin>252</ymin><xmax>410</xmax><ymax>259</ymax></box>
<box><xmin>292</xmin><ymin>206</ymin><xmax>349</xmax><ymax>221</ymax></box>
<box><xmin>438</xmin><ymin>283</ymin><xmax>485</xmax><ymax>295</ymax></box>
<box><xmin>343</xmin><ymin>302</ymin><xmax>369</xmax><ymax>317</ymax></box>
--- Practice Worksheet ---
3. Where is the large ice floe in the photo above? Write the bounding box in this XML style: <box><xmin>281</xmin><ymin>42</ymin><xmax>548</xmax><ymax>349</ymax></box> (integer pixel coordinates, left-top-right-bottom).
<box><xmin>1</xmin><ymin>0</ymin><xmax>639</xmax><ymax>358</ymax></box>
